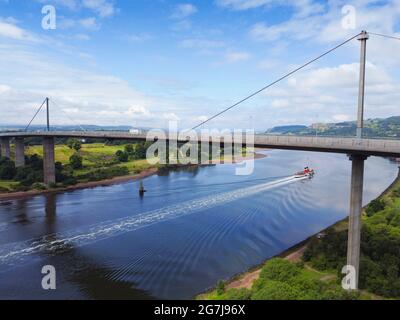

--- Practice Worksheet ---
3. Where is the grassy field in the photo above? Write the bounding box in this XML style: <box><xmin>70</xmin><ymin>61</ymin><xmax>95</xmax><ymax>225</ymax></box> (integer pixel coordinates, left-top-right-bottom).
<box><xmin>25</xmin><ymin>143</ymin><xmax>158</xmax><ymax>175</ymax></box>
<box><xmin>0</xmin><ymin>143</ymin><xmax>161</xmax><ymax>193</ymax></box>
<box><xmin>26</xmin><ymin>143</ymin><xmax>124</xmax><ymax>166</ymax></box>
<box><xmin>0</xmin><ymin>180</ymin><xmax>19</xmax><ymax>191</ymax></box>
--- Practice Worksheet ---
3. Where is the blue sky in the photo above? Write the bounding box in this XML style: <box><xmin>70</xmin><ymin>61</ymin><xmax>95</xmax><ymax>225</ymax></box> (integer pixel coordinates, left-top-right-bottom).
<box><xmin>0</xmin><ymin>0</ymin><xmax>400</xmax><ymax>129</ymax></box>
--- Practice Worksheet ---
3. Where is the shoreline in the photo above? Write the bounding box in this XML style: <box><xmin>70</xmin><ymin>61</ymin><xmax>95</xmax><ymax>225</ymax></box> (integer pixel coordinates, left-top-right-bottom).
<box><xmin>197</xmin><ymin>167</ymin><xmax>400</xmax><ymax>297</ymax></box>
<box><xmin>0</xmin><ymin>152</ymin><xmax>267</xmax><ymax>201</ymax></box>
<box><xmin>0</xmin><ymin>168</ymin><xmax>159</xmax><ymax>201</ymax></box>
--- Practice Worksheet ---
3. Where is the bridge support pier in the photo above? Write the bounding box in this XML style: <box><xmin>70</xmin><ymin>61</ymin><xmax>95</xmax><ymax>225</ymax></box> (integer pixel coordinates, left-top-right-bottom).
<box><xmin>14</xmin><ymin>138</ymin><xmax>25</xmax><ymax>167</ymax></box>
<box><xmin>0</xmin><ymin>137</ymin><xmax>10</xmax><ymax>159</ymax></box>
<box><xmin>43</xmin><ymin>137</ymin><xmax>56</xmax><ymax>186</ymax></box>
<box><xmin>347</xmin><ymin>154</ymin><xmax>368</xmax><ymax>290</ymax></box>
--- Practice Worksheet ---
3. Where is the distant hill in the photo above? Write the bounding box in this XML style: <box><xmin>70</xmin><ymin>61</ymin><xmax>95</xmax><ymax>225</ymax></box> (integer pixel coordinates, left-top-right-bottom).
<box><xmin>266</xmin><ymin>116</ymin><xmax>400</xmax><ymax>138</ymax></box>
<box><xmin>266</xmin><ymin>125</ymin><xmax>308</xmax><ymax>135</ymax></box>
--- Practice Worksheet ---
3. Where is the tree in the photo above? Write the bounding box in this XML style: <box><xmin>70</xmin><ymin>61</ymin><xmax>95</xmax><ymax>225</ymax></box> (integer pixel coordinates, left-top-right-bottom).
<box><xmin>69</xmin><ymin>154</ymin><xmax>83</xmax><ymax>169</ymax></box>
<box><xmin>259</xmin><ymin>258</ymin><xmax>300</xmax><ymax>282</ymax></box>
<box><xmin>366</xmin><ymin>199</ymin><xmax>386</xmax><ymax>217</ymax></box>
<box><xmin>67</xmin><ymin>138</ymin><xmax>82</xmax><ymax>152</ymax></box>
<box><xmin>0</xmin><ymin>157</ymin><xmax>16</xmax><ymax>179</ymax></box>
<box><xmin>115</xmin><ymin>150</ymin><xmax>129</xmax><ymax>162</ymax></box>
<box><xmin>216</xmin><ymin>281</ymin><xmax>225</xmax><ymax>295</ymax></box>
<box><xmin>124</xmin><ymin>144</ymin><xmax>134</xmax><ymax>155</ymax></box>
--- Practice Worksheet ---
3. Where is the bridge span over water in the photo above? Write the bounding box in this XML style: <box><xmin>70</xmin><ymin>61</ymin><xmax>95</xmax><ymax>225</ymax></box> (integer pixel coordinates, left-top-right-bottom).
<box><xmin>1</xmin><ymin>131</ymin><xmax>399</xmax><ymax>186</ymax></box>
<box><xmin>1</xmin><ymin>31</ymin><xmax>400</xmax><ymax>290</ymax></box>
<box><xmin>1</xmin><ymin>130</ymin><xmax>400</xmax><ymax>293</ymax></box>
<box><xmin>2</xmin><ymin>130</ymin><xmax>400</xmax><ymax>157</ymax></box>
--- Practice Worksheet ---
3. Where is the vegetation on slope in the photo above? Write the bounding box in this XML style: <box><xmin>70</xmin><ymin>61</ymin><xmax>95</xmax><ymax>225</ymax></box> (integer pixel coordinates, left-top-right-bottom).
<box><xmin>199</xmin><ymin>258</ymin><xmax>359</xmax><ymax>300</ymax></box>
<box><xmin>303</xmin><ymin>178</ymin><xmax>400</xmax><ymax>298</ymax></box>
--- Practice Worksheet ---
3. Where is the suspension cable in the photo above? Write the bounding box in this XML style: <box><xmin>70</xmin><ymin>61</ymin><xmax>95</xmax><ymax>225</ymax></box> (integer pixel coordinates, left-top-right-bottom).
<box><xmin>25</xmin><ymin>98</ymin><xmax>47</xmax><ymax>132</ymax></box>
<box><xmin>191</xmin><ymin>32</ymin><xmax>362</xmax><ymax>130</ymax></box>
<box><xmin>369</xmin><ymin>32</ymin><xmax>400</xmax><ymax>41</ymax></box>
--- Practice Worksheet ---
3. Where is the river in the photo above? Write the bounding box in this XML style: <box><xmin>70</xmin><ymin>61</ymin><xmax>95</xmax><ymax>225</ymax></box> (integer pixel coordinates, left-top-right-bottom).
<box><xmin>0</xmin><ymin>150</ymin><xmax>398</xmax><ymax>299</ymax></box>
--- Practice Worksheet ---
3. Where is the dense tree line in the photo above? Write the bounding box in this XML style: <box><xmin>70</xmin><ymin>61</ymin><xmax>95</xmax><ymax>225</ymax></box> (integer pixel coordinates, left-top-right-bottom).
<box><xmin>114</xmin><ymin>142</ymin><xmax>152</xmax><ymax>163</ymax></box>
<box><xmin>303</xmin><ymin>183</ymin><xmax>400</xmax><ymax>298</ymax></box>
<box><xmin>0</xmin><ymin>155</ymin><xmax>77</xmax><ymax>190</ymax></box>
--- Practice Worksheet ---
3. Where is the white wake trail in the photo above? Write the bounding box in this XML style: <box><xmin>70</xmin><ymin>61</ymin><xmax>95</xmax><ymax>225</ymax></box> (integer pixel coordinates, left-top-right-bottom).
<box><xmin>0</xmin><ymin>175</ymin><xmax>305</xmax><ymax>266</ymax></box>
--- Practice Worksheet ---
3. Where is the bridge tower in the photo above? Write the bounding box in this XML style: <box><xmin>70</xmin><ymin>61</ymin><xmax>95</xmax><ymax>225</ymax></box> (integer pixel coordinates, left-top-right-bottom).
<box><xmin>356</xmin><ymin>31</ymin><xmax>368</xmax><ymax>139</ymax></box>
<box><xmin>43</xmin><ymin>137</ymin><xmax>56</xmax><ymax>186</ymax></box>
<box><xmin>346</xmin><ymin>31</ymin><xmax>369</xmax><ymax>290</ymax></box>
<box><xmin>46</xmin><ymin>97</ymin><xmax>50</xmax><ymax>132</ymax></box>
<box><xmin>0</xmin><ymin>137</ymin><xmax>10</xmax><ymax>158</ymax></box>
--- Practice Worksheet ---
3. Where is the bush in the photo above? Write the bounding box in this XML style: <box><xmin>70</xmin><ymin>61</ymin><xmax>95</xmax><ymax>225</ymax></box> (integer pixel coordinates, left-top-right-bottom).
<box><xmin>31</xmin><ymin>183</ymin><xmax>47</xmax><ymax>190</ymax></box>
<box><xmin>223</xmin><ymin>289</ymin><xmax>251</xmax><ymax>300</ymax></box>
<box><xmin>115</xmin><ymin>150</ymin><xmax>129</xmax><ymax>163</ymax></box>
<box><xmin>216</xmin><ymin>281</ymin><xmax>225</xmax><ymax>295</ymax></box>
<box><xmin>20</xmin><ymin>171</ymin><xmax>43</xmax><ymax>186</ymax></box>
<box><xmin>366</xmin><ymin>199</ymin><xmax>386</xmax><ymax>217</ymax></box>
<box><xmin>77</xmin><ymin>166</ymin><xmax>129</xmax><ymax>182</ymax></box>
<box><xmin>251</xmin><ymin>280</ymin><xmax>302</xmax><ymax>300</ymax></box>
<box><xmin>69</xmin><ymin>154</ymin><xmax>83</xmax><ymax>169</ymax></box>
<box><xmin>67</xmin><ymin>138</ymin><xmax>82</xmax><ymax>152</ymax></box>
<box><xmin>124</xmin><ymin>144</ymin><xmax>134</xmax><ymax>155</ymax></box>
<box><xmin>0</xmin><ymin>157</ymin><xmax>16</xmax><ymax>179</ymax></box>
<box><xmin>303</xmin><ymin>229</ymin><xmax>347</xmax><ymax>271</ymax></box>
<box><xmin>25</xmin><ymin>154</ymin><xmax>43</xmax><ymax>169</ymax></box>
<box><xmin>259</xmin><ymin>258</ymin><xmax>300</xmax><ymax>282</ymax></box>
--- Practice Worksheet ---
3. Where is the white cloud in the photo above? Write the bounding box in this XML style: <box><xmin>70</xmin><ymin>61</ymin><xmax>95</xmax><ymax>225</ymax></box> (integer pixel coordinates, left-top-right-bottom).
<box><xmin>58</xmin><ymin>16</ymin><xmax>100</xmax><ymax>30</ymax></box>
<box><xmin>332</xmin><ymin>114</ymin><xmax>351</xmax><ymax>122</ymax></box>
<box><xmin>0</xmin><ymin>19</ymin><xmax>37</xmax><ymax>41</ymax></box>
<box><xmin>0</xmin><ymin>84</ymin><xmax>11</xmax><ymax>94</ymax></box>
<box><xmin>248</xmin><ymin>0</ymin><xmax>400</xmax><ymax>46</ymax></box>
<box><xmin>224</xmin><ymin>51</ymin><xmax>251</xmax><ymax>63</ymax></box>
<box><xmin>180</xmin><ymin>38</ymin><xmax>226</xmax><ymax>49</ymax></box>
<box><xmin>171</xmin><ymin>3</ymin><xmax>198</xmax><ymax>19</ymax></box>
<box><xmin>81</xmin><ymin>0</ymin><xmax>115</xmax><ymax>18</ymax></box>
<box><xmin>217</xmin><ymin>0</ymin><xmax>324</xmax><ymax>16</ymax></box>
<box><xmin>0</xmin><ymin>42</ymin><xmax>158</xmax><ymax>125</ymax></box>
<box><xmin>125</xmin><ymin>33</ymin><xmax>153</xmax><ymax>43</ymax></box>
<box><xmin>79</xmin><ymin>17</ymin><xmax>100</xmax><ymax>30</ymax></box>
<box><xmin>35</xmin><ymin>0</ymin><xmax>116</xmax><ymax>17</ymax></box>
<box><xmin>262</xmin><ymin>61</ymin><xmax>400</xmax><ymax>125</ymax></box>
<box><xmin>163</xmin><ymin>112</ymin><xmax>181</xmax><ymax>121</ymax></box>
<box><xmin>216</xmin><ymin>0</ymin><xmax>273</xmax><ymax>10</ymax></box>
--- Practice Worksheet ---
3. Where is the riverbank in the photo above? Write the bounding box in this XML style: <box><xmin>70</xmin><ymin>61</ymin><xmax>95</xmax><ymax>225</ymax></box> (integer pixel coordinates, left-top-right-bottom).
<box><xmin>0</xmin><ymin>151</ymin><xmax>267</xmax><ymax>201</ymax></box>
<box><xmin>0</xmin><ymin>168</ymin><xmax>159</xmax><ymax>201</ymax></box>
<box><xmin>198</xmin><ymin>167</ymin><xmax>400</xmax><ymax>299</ymax></box>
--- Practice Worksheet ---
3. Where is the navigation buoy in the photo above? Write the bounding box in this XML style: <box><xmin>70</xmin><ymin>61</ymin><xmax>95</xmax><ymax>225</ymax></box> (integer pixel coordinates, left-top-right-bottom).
<box><xmin>139</xmin><ymin>181</ymin><xmax>146</xmax><ymax>196</ymax></box>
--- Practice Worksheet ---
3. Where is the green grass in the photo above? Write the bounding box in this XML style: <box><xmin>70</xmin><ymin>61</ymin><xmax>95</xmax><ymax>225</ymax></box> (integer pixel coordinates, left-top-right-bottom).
<box><xmin>0</xmin><ymin>143</ymin><xmax>161</xmax><ymax>192</ymax></box>
<box><xmin>26</xmin><ymin>143</ymin><xmax>126</xmax><ymax>166</ymax></box>
<box><xmin>0</xmin><ymin>180</ymin><xmax>19</xmax><ymax>191</ymax></box>
<box><xmin>25</xmin><ymin>143</ymin><xmax>156</xmax><ymax>174</ymax></box>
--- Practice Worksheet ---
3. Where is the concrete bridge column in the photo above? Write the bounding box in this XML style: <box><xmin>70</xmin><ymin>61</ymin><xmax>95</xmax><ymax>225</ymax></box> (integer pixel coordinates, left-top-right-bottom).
<box><xmin>0</xmin><ymin>137</ymin><xmax>10</xmax><ymax>159</ymax></box>
<box><xmin>347</xmin><ymin>154</ymin><xmax>368</xmax><ymax>290</ymax></box>
<box><xmin>14</xmin><ymin>138</ymin><xmax>25</xmax><ymax>167</ymax></box>
<box><xmin>43</xmin><ymin>137</ymin><xmax>56</xmax><ymax>186</ymax></box>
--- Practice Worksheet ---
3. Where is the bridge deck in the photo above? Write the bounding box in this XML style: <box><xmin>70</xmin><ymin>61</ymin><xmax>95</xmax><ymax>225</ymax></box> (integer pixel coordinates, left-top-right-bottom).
<box><xmin>1</xmin><ymin>131</ymin><xmax>399</xmax><ymax>157</ymax></box>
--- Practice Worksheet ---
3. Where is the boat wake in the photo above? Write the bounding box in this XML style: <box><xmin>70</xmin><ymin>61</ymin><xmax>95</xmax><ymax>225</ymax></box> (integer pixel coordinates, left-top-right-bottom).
<box><xmin>0</xmin><ymin>175</ymin><xmax>307</xmax><ymax>268</ymax></box>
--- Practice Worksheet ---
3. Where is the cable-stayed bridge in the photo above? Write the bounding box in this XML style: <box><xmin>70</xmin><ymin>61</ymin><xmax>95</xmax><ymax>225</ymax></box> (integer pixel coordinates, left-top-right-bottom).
<box><xmin>1</xmin><ymin>31</ymin><xmax>400</xmax><ymax>290</ymax></box>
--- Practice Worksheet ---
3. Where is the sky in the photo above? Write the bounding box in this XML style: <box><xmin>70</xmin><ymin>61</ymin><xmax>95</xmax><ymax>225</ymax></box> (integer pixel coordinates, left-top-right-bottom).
<box><xmin>0</xmin><ymin>0</ymin><xmax>400</xmax><ymax>130</ymax></box>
